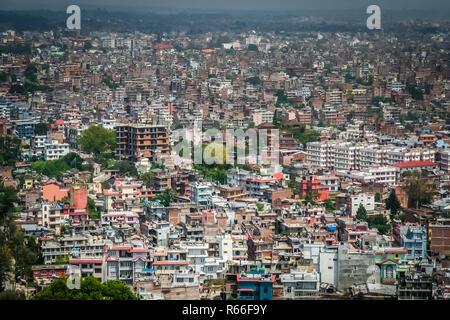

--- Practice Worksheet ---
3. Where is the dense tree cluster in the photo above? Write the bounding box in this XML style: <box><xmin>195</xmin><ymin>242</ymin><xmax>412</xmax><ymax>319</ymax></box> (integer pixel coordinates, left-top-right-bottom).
<box><xmin>0</xmin><ymin>184</ymin><xmax>41</xmax><ymax>292</ymax></box>
<box><xmin>31</xmin><ymin>152</ymin><xmax>87</xmax><ymax>178</ymax></box>
<box><xmin>34</xmin><ymin>276</ymin><xmax>139</xmax><ymax>300</ymax></box>
<box><xmin>77</xmin><ymin>126</ymin><xmax>116</xmax><ymax>157</ymax></box>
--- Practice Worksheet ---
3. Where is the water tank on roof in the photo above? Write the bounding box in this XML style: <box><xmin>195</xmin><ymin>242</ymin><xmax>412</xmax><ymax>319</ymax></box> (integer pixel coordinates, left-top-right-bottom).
<box><xmin>327</xmin><ymin>225</ymin><xmax>337</xmax><ymax>231</ymax></box>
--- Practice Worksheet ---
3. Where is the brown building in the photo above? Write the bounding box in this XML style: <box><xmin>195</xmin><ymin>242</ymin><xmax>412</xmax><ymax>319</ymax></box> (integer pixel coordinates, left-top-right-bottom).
<box><xmin>217</xmin><ymin>185</ymin><xmax>249</xmax><ymax>201</ymax></box>
<box><xmin>429</xmin><ymin>220</ymin><xmax>450</xmax><ymax>256</ymax></box>
<box><xmin>116</xmin><ymin>123</ymin><xmax>169</xmax><ymax>162</ymax></box>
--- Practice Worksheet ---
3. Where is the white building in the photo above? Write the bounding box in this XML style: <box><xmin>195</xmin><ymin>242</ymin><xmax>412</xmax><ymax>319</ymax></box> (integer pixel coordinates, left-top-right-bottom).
<box><xmin>252</xmin><ymin>110</ymin><xmax>274</xmax><ymax>126</ymax></box>
<box><xmin>280</xmin><ymin>270</ymin><xmax>320</xmax><ymax>299</ymax></box>
<box><xmin>44</xmin><ymin>140</ymin><xmax>69</xmax><ymax>160</ymax></box>
<box><xmin>190</xmin><ymin>182</ymin><xmax>213</xmax><ymax>206</ymax></box>
<box><xmin>318</xmin><ymin>247</ymin><xmax>338</xmax><ymax>287</ymax></box>
<box><xmin>348</xmin><ymin>193</ymin><xmax>375</xmax><ymax>216</ymax></box>
<box><xmin>307</xmin><ymin>140</ymin><xmax>435</xmax><ymax>172</ymax></box>
<box><xmin>440</xmin><ymin>150</ymin><xmax>450</xmax><ymax>173</ymax></box>
<box><xmin>336</xmin><ymin>166</ymin><xmax>396</xmax><ymax>185</ymax></box>
<box><xmin>306</xmin><ymin>141</ymin><xmax>335</xmax><ymax>169</ymax></box>
<box><xmin>101</xmin><ymin>211</ymin><xmax>140</xmax><ymax>226</ymax></box>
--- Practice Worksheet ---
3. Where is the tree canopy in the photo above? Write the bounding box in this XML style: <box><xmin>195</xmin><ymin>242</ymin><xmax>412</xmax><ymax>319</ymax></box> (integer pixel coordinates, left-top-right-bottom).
<box><xmin>111</xmin><ymin>160</ymin><xmax>138</xmax><ymax>177</ymax></box>
<box><xmin>385</xmin><ymin>190</ymin><xmax>401</xmax><ymax>216</ymax></box>
<box><xmin>77</xmin><ymin>126</ymin><xmax>116</xmax><ymax>157</ymax></box>
<box><xmin>0</xmin><ymin>136</ymin><xmax>22</xmax><ymax>167</ymax></box>
<box><xmin>154</xmin><ymin>188</ymin><xmax>176</xmax><ymax>207</ymax></box>
<box><xmin>33</xmin><ymin>276</ymin><xmax>139</xmax><ymax>300</ymax></box>
<box><xmin>140</xmin><ymin>171</ymin><xmax>155</xmax><ymax>188</ymax></box>
<box><xmin>356</xmin><ymin>204</ymin><xmax>367</xmax><ymax>221</ymax></box>
<box><xmin>30</xmin><ymin>152</ymin><xmax>85</xmax><ymax>178</ymax></box>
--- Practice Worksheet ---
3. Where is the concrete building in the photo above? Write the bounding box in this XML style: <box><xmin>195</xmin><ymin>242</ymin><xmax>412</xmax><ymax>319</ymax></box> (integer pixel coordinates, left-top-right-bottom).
<box><xmin>237</xmin><ymin>268</ymin><xmax>275</xmax><ymax>300</ymax></box>
<box><xmin>104</xmin><ymin>243</ymin><xmax>151</xmax><ymax>286</ymax></box>
<box><xmin>280</xmin><ymin>270</ymin><xmax>320</xmax><ymax>299</ymax></box>
<box><xmin>347</xmin><ymin>193</ymin><xmax>375</xmax><ymax>216</ymax></box>
<box><xmin>398</xmin><ymin>225</ymin><xmax>427</xmax><ymax>260</ymax></box>
<box><xmin>44</xmin><ymin>140</ymin><xmax>69</xmax><ymax>160</ymax></box>
<box><xmin>318</xmin><ymin>247</ymin><xmax>339</xmax><ymax>288</ymax></box>
<box><xmin>190</xmin><ymin>182</ymin><xmax>213</xmax><ymax>206</ymax></box>
<box><xmin>115</xmin><ymin>123</ymin><xmax>169</xmax><ymax>162</ymax></box>
<box><xmin>337</xmin><ymin>245</ymin><xmax>375</xmax><ymax>290</ymax></box>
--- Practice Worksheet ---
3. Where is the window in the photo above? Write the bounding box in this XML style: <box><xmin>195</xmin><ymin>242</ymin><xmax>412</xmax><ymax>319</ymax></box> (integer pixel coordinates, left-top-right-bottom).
<box><xmin>264</xmin><ymin>287</ymin><xmax>268</xmax><ymax>294</ymax></box>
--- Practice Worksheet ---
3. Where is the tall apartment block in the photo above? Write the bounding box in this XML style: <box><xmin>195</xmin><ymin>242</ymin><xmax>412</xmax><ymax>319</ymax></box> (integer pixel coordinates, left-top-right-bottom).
<box><xmin>115</xmin><ymin>123</ymin><xmax>169</xmax><ymax>162</ymax></box>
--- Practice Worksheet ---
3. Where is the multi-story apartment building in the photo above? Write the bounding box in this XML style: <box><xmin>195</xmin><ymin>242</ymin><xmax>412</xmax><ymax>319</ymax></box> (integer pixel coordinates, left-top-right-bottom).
<box><xmin>280</xmin><ymin>270</ymin><xmax>320</xmax><ymax>299</ymax></box>
<box><xmin>440</xmin><ymin>150</ymin><xmax>450</xmax><ymax>173</ymax></box>
<box><xmin>68</xmin><ymin>255</ymin><xmax>106</xmax><ymax>283</ymax></box>
<box><xmin>44</xmin><ymin>140</ymin><xmax>69</xmax><ymax>160</ymax></box>
<box><xmin>385</xmin><ymin>148</ymin><xmax>435</xmax><ymax>165</ymax></box>
<box><xmin>306</xmin><ymin>141</ymin><xmax>336</xmax><ymax>169</ymax></box>
<box><xmin>299</xmin><ymin>175</ymin><xmax>339</xmax><ymax>201</ymax></box>
<box><xmin>396</xmin><ymin>225</ymin><xmax>427</xmax><ymax>260</ymax></box>
<box><xmin>41</xmin><ymin>234</ymin><xmax>106</xmax><ymax>264</ymax></box>
<box><xmin>347</xmin><ymin>193</ymin><xmax>375</xmax><ymax>216</ymax></box>
<box><xmin>104</xmin><ymin>243</ymin><xmax>151</xmax><ymax>286</ymax></box>
<box><xmin>38</xmin><ymin>202</ymin><xmax>62</xmax><ymax>231</ymax></box>
<box><xmin>190</xmin><ymin>182</ymin><xmax>213</xmax><ymax>206</ymax></box>
<box><xmin>359</xmin><ymin>146</ymin><xmax>386</xmax><ymax>169</ymax></box>
<box><xmin>307</xmin><ymin>141</ymin><xmax>435</xmax><ymax>172</ymax></box>
<box><xmin>115</xmin><ymin>123</ymin><xmax>169</xmax><ymax>162</ymax></box>
<box><xmin>252</xmin><ymin>110</ymin><xmax>274</xmax><ymax>127</ymax></box>
<box><xmin>333</xmin><ymin>143</ymin><xmax>362</xmax><ymax>171</ymax></box>
<box><xmin>101</xmin><ymin>211</ymin><xmax>140</xmax><ymax>227</ymax></box>
<box><xmin>151</xmin><ymin>247</ymin><xmax>190</xmax><ymax>275</ymax></box>
<box><xmin>336</xmin><ymin>166</ymin><xmax>396</xmax><ymax>185</ymax></box>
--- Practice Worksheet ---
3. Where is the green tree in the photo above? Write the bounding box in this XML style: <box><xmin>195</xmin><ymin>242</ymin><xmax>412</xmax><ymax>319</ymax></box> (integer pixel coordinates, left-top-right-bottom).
<box><xmin>77</xmin><ymin>126</ymin><xmax>116</xmax><ymax>157</ymax></box>
<box><xmin>275</xmin><ymin>90</ymin><xmax>289</xmax><ymax>105</ymax></box>
<box><xmin>323</xmin><ymin>199</ymin><xmax>336</xmax><ymax>212</ymax></box>
<box><xmin>256</xmin><ymin>203</ymin><xmax>264</xmax><ymax>211</ymax></box>
<box><xmin>403</xmin><ymin>176</ymin><xmax>436</xmax><ymax>209</ymax></box>
<box><xmin>34</xmin><ymin>276</ymin><xmax>139</xmax><ymax>300</ymax></box>
<box><xmin>0</xmin><ymin>183</ymin><xmax>19</xmax><ymax>224</ymax></box>
<box><xmin>366</xmin><ymin>214</ymin><xmax>390</xmax><ymax>235</ymax></box>
<box><xmin>87</xmin><ymin>198</ymin><xmax>100</xmax><ymax>220</ymax></box>
<box><xmin>375</xmin><ymin>192</ymin><xmax>381</xmax><ymax>203</ymax></box>
<box><xmin>140</xmin><ymin>171</ymin><xmax>155</xmax><ymax>188</ymax></box>
<box><xmin>34</xmin><ymin>123</ymin><xmax>50</xmax><ymax>135</ymax></box>
<box><xmin>0</xmin><ymin>136</ymin><xmax>22</xmax><ymax>167</ymax></box>
<box><xmin>102</xmin><ymin>280</ymin><xmax>139</xmax><ymax>300</ymax></box>
<box><xmin>245</xmin><ymin>76</ymin><xmax>261</xmax><ymax>86</ymax></box>
<box><xmin>304</xmin><ymin>191</ymin><xmax>319</xmax><ymax>205</ymax></box>
<box><xmin>102</xmin><ymin>75</ymin><xmax>119</xmax><ymax>89</ymax></box>
<box><xmin>288</xmin><ymin>180</ymin><xmax>297</xmax><ymax>191</ymax></box>
<box><xmin>30</xmin><ymin>152</ymin><xmax>84</xmax><ymax>178</ymax></box>
<box><xmin>356</xmin><ymin>204</ymin><xmax>367</xmax><ymax>221</ymax></box>
<box><xmin>111</xmin><ymin>160</ymin><xmax>138</xmax><ymax>177</ymax></box>
<box><xmin>0</xmin><ymin>247</ymin><xmax>12</xmax><ymax>292</ymax></box>
<box><xmin>155</xmin><ymin>188</ymin><xmax>176</xmax><ymax>207</ymax></box>
<box><xmin>385</xmin><ymin>190</ymin><xmax>401</xmax><ymax>216</ymax></box>
<box><xmin>0</xmin><ymin>289</ymin><xmax>26</xmax><ymax>300</ymax></box>
<box><xmin>54</xmin><ymin>255</ymin><xmax>69</xmax><ymax>265</ymax></box>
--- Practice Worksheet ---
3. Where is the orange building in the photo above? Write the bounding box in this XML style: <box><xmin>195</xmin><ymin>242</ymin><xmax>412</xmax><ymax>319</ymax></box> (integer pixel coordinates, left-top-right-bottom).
<box><xmin>42</xmin><ymin>181</ymin><xmax>69</xmax><ymax>202</ymax></box>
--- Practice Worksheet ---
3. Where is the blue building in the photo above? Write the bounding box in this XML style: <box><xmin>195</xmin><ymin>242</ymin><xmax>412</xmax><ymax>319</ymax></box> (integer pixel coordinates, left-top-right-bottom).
<box><xmin>399</xmin><ymin>225</ymin><xmax>427</xmax><ymax>260</ymax></box>
<box><xmin>15</xmin><ymin>119</ymin><xmax>37</xmax><ymax>139</ymax></box>
<box><xmin>237</xmin><ymin>268</ymin><xmax>275</xmax><ymax>300</ymax></box>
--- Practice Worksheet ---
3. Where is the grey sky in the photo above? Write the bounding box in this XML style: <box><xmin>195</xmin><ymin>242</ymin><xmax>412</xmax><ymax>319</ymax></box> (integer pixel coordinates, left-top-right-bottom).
<box><xmin>1</xmin><ymin>0</ymin><xmax>449</xmax><ymax>13</ymax></box>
